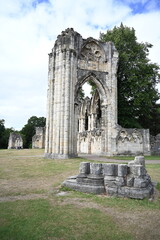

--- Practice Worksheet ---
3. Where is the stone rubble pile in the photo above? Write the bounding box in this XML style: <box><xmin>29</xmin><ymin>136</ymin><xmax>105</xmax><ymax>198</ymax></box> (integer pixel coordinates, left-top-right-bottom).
<box><xmin>62</xmin><ymin>156</ymin><xmax>154</xmax><ymax>199</ymax></box>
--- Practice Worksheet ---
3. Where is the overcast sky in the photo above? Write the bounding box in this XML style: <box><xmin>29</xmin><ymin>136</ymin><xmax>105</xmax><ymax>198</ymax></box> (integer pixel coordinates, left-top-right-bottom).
<box><xmin>0</xmin><ymin>0</ymin><xmax>160</xmax><ymax>130</ymax></box>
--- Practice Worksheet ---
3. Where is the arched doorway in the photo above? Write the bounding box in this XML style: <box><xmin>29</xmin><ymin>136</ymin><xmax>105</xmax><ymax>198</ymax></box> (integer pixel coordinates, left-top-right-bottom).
<box><xmin>44</xmin><ymin>28</ymin><xmax>119</xmax><ymax>158</ymax></box>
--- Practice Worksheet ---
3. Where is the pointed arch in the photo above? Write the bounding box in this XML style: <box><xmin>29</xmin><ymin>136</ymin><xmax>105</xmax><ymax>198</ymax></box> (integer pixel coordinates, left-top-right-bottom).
<box><xmin>75</xmin><ymin>72</ymin><xmax>110</xmax><ymax>106</ymax></box>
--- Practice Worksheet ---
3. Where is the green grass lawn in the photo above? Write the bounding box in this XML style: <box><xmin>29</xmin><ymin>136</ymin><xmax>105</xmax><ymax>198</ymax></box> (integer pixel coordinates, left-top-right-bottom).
<box><xmin>0</xmin><ymin>149</ymin><xmax>160</xmax><ymax>240</ymax></box>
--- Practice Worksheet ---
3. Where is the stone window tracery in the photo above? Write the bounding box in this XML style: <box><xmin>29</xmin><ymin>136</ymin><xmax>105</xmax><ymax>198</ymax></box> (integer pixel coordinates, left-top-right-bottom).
<box><xmin>80</xmin><ymin>41</ymin><xmax>104</xmax><ymax>62</ymax></box>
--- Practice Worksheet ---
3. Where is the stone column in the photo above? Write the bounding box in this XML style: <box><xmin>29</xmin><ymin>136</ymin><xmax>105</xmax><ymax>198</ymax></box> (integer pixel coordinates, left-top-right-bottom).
<box><xmin>45</xmin><ymin>28</ymin><xmax>82</xmax><ymax>159</ymax></box>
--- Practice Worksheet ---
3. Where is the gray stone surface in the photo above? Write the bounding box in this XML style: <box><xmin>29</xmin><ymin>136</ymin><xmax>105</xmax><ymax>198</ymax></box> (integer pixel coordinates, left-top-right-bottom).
<box><xmin>129</xmin><ymin>165</ymin><xmax>146</xmax><ymax>177</ymax></box>
<box><xmin>150</xmin><ymin>134</ymin><xmax>160</xmax><ymax>155</ymax></box>
<box><xmin>116</xmin><ymin>176</ymin><xmax>126</xmax><ymax>187</ymax></box>
<box><xmin>62</xmin><ymin>157</ymin><xmax>154</xmax><ymax>199</ymax></box>
<box><xmin>118</xmin><ymin>164</ymin><xmax>128</xmax><ymax>177</ymax></box>
<box><xmin>127</xmin><ymin>175</ymin><xmax>134</xmax><ymax>187</ymax></box>
<box><xmin>78</xmin><ymin>162</ymin><xmax>90</xmax><ymax>177</ymax></box>
<box><xmin>8</xmin><ymin>132</ymin><xmax>23</xmax><ymax>149</ymax></box>
<box><xmin>134</xmin><ymin>177</ymin><xmax>149</xmax><ymax>188</ymax></box>
<box><xmin>128</xmin><ymin>155</ymin><xmax>145</xmax><ymax>167</ymax></box>
<box><xmin>90</xmin><ymin>163</ymin><xmax>102</xmax><ymax>176</ymax></box>
<box><xmin>32</xmin><ymin>127</ymin><xmax>45</xmax><ymax>149</ymax></box>
<box><xmin>103</xmin><ymin>164</ymin><xmax>118</xmax><ymax>176</ymax></box>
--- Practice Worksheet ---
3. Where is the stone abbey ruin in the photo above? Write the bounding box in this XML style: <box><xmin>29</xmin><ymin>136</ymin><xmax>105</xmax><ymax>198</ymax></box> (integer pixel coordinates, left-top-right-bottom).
<box><xmin>8</xmin><ymin>132</ymin><xmax>23</xmax><ymax>149</ymax></box>
<box><xmin>32</xmin><ymin>127</ymin><xmax>45</xmax><ymax>149</ymax></box>
<box><xmin>44</xmin><ymin>28</ymin><xmax>150</xmax><ymax>159</ymax></box>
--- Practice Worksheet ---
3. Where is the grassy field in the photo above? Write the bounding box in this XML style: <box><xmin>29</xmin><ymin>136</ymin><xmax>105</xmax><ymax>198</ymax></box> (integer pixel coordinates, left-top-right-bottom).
<box><xmin>0</xmin><ymin>149</ymin><xmax>160</xmax><ymax>240</ymax></box>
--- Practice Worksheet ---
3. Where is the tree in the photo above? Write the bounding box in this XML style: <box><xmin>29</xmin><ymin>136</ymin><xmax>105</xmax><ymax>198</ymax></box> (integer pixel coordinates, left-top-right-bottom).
<box><xmin>100</xmin><ymin>23</ymin><xmax>160</xmax><ymax>131</ymax></box>
<box><xmin>2</xmin><ymin>127</ymin><xmax>15</xmax><ymax>148</ymax></box>
<box><xmin>21</xmin><ymin>116</ymin><xmax>46</xmax><ymax>148</ymax></box>
<box><xmin>143</xmin><ymin>103</ymin><xmax>160</xmax><ymax>135</ymax></box>
<box><xmin>0</xmin><ymin>119</ymin><xmax>5</xmax><ymax>148</ymax></box>
<box><xmin>0</xmin><ymin>119</ymin><xmax>14</xmax><ymax>149</ymax></box>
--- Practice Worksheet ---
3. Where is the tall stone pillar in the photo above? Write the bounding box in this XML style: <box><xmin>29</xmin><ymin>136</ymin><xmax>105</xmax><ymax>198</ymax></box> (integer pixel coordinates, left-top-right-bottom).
<box><xmin>45</xmin><ymin>28</ymin><xmax>83</xmax><ymax>159</ymax></box>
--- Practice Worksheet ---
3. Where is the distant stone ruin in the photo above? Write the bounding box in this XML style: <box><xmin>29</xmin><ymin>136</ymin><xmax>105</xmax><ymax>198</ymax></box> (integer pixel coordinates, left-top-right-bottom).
<box><xmin>32</xmin><ymin>127</ymin><xmax>45</xmax><ymax>149</ymax></box>
<box><xmin>8</xmin><ymin>132</ymin><xmax>23</xmax><ymax>149</ymax></box>
<box><xmin>62</xmin><ymin>156</ymin><xmax>154</xmax><ymax>199</ymax></box>
<box><xmin>45</xmin><ymin>28</ymin><xmax>150</xmax><ymax>159</ymax></box>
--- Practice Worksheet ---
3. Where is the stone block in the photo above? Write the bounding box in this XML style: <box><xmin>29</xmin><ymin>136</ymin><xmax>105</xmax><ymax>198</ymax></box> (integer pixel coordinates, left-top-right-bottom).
<box><xmin>129</xmin><ymin>186</ymin><xmax>153</xmax><ymax>199</ymax></box>
<box><xmin>124</xmin><ymin>187</ymin><xmax>130</xmax><ymax>198</ymax></box>
<box><xmin>103</xmin><ymin>163</ymin><xmax>118</xmax><ymax>176</ymax></box>
<box><xmin>134</xmin><ymin>156</ymin><xmax>145</xmax><ymax>167</ymax></box>
<box><xmin>127</xmin><ymin>175</ymin><xmax>134</xmax><ymax>187</ymax></box>
<box><xmin>118</xmin><ymin>164</ymin><xmax>128</xmax><ymax>177</ymax></box>
<box><xmin>90</xmin><ymin>163</ymin><xmax>102</xmax><ymax>175</ymax></box>
<box><xmin>78</xmin><ymin>162</ymin><xmax>90</xmax><ymax>177</ymax></box>
<box><xmin>104</xmin><ymin>176</ymin><xmax>116</xmax><ymax>181</ymax></box>
<box><xmin>117</xmin><ymin>186</ymin><xmax>126</xmax><ymax>197</ymax></box>
<box><xmin>144</xmin><ymin>173</ymin><xmax>151</xmax><ymax>182</ymax></box>
<box><xmin>104</xmin><ymin>176</ymin><xmax>116</xmax><ymax>187</ymax></box>
<box><xmin>129</xmin><ymin>165</ymin><xmax>146</xmax><ymax>177</ymax></box>
<box><xmin>77</xmin><ymin>177</ymin><xmax>104</xmax><ymax>186</ymax></box>
<box><xmin>134</xmin><ymin>177</ymin><xmax>149</xmax><ymax>188</ymax></box>
<box><xmin>88</xmin><ymin>163</ymin><xmax>103</xmax><ymax>179</ymax></box>
<box><xmin>116</xmin><ymin>176</ymin><xmax>126</xmax><ymax>187</ymax></box>
<box><xmin>106</xmin><ymin>186</ymin><xmax>118</xmax><ymax>197</ymax></box>
<box><xmin>62</xmin><ymin>179</ymin><xmax>105</xmax><ymax>194</ymax></box>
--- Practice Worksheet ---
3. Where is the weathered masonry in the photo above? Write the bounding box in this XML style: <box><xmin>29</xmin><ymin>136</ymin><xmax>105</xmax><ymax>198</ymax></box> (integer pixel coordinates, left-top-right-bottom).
<box><xmin>45</xmin><ymin>28</ymin><xmax>150</xmax><ymax>159</ymax></box>
<box><xmin>8</xmin><ymin>132</ymin><xmax>23</xmax><ymax>149</ymax></box>
<box><xmin>62</xmin><ymin>156</ymin><xmax>154</xmax><ymax>199</ymax></box>
<box><xmin>32</xmin><ymin>127</ymin><xmax>45</xmax><ymax>149</ymax></box>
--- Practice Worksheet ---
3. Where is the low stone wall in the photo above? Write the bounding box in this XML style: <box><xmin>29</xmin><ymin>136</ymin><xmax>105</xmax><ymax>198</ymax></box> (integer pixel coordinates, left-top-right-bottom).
<box><xmin>62</xmin><ymin>156</ymin><xmax>154</xmax><ymax>199</ymax></box>
<box><xmin>117</xmin><ymin>128</ymin><xmax>150</xmax><ymax>156</ymax></box>
<box><xmin>77</xmin><ymin>128</ymin><xmax>150</xmax><ymax>156</ymax></box>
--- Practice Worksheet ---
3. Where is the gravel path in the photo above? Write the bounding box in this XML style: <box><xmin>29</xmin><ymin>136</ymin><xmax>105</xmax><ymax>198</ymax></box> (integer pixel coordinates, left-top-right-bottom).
<box><xmin>79</xmin><ymin>154</ymin><xmax>160</xmax><ymax>164</ymax></box>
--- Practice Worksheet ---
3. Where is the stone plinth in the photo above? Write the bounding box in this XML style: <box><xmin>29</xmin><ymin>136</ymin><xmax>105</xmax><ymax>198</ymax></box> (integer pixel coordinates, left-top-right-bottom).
<box><xmin>62</xmin><ymin>156</ymin><xmax>154</xmax><ymax>199</ymax></box>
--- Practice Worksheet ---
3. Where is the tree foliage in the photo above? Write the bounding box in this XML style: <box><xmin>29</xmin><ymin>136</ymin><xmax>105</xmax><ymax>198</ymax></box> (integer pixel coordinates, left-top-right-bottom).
<box><xmin>0</xmin><ymin>119</ymin><xmax>5</xmax><ymax>148</ymax></box>
<box><xmin>20</xmin><ymin>116</ymin><xmax>46</xmax><ymax>148</ymax></box>
<box><xmin>100</xmin><ymin>23</ymin><xmax>160</xmax><ymax>133</ymax></box>
<box><xmin>0</xmin><ymin>119</ymin><xmax>14</xmax><ymax>149</ymax></box>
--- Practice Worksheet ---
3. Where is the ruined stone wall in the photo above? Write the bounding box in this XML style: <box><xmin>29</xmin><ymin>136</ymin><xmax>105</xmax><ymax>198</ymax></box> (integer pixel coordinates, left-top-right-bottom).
<box><xmin>45</xmin><ymin>28</ymin><xmax>119</xmax><ymax>158</ymax></box>
<box><xmin>63</xmin><ymin>156</ymin><xmax>154</xmax><ymax>199</ymax></box>
<box><xmin>45</xmin><ymin>28</ymin><xmax>151</xmax><ymax>158</ymax></box>
<box><xmin>78</xmin><ymin>128</ymin><xmax>150</xmax><ymax>156</ymax></box>
<box><xmin>77</xmin><ymin>95</ymin><xmax>150</xmax><ymax>156</ymax></box>
<box><xmin>116</xmin><ymin>128</ymin><xmax>150</xmax><ymax>155</ymax></box>
<box><xmin>8</xmin><ymin>132</ymin><xmax>23</xmax><ymax>149</ymax></box>
<box><xmin>78</xmin><ymin>130</ymin><xmax>104</xmax><ymax>154</ymax></box>
<box><xmin>32</xmin><ymin>127</ymin><xmax>45</xmax><ymax>149</ymax></box>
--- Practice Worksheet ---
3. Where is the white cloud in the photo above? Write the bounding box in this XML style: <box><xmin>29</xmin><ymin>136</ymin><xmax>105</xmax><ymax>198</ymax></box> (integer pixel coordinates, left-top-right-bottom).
<box><xmin>0</xmin><ymin>0</ymin><xmax>160</xmax><ymax>130</ymax></box>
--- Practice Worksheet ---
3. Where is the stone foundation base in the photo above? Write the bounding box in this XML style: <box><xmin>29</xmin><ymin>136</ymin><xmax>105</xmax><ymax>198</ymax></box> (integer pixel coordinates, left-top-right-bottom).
<box><xmin>62</xmin><ymin>156</ymin><xmax>154</xmax><ymax>199</ymax></box>
<box><xmin>63</xmin><ymin>176</ymin><xmax>105</xmax><ymax>194</ymax></box>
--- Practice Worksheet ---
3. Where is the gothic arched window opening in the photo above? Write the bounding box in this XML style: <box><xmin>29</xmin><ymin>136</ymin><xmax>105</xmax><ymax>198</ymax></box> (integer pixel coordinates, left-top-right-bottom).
<box><xmin>85</xmin><ymin>110</ymin><xmax>88</xmax><ymax>131</ymax></box>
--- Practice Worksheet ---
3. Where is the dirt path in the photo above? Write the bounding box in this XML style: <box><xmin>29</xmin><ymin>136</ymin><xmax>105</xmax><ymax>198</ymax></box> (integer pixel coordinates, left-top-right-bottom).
<box><xmin>79</xmin><ymin>154</ymin><xmax>160</xmax><ymax>164</ymax></box>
